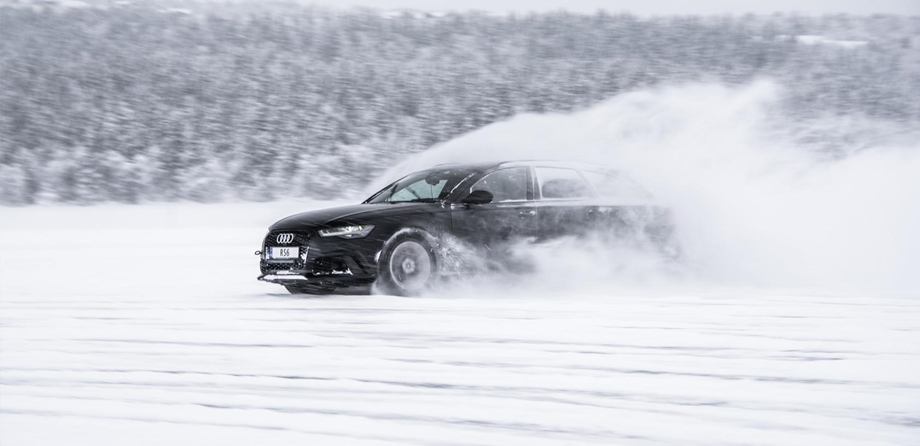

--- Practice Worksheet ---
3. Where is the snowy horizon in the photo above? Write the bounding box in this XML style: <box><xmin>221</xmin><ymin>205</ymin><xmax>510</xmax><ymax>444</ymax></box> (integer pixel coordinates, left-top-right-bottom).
<box><xmin>1</xmin><ymin>1</ymin><xmax>919</xmax><ymax>444</ymax></box>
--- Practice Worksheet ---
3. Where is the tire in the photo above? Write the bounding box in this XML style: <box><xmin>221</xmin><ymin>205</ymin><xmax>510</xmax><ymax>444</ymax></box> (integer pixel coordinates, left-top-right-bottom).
<box><xmin>284</xmin><ymin>284</ymin><xmax>335</xmax><ymax>295</ymax></box>
<box><xmin>376</xmin><ymin>235</ymin><xmax>438</xmax><ymax>296</ymax></box>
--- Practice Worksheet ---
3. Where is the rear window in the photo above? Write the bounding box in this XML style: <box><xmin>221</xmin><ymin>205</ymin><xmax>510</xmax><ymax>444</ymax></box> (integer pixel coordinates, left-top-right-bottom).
<box><xmin>581</xmin><ymin>170</ymin><xmax>652</xmax><ymax>199</ymax></box>
<box><xmin>534</xmin><ymin>167</ymin><xmax>591</xmax><ymax>199</ymax></box>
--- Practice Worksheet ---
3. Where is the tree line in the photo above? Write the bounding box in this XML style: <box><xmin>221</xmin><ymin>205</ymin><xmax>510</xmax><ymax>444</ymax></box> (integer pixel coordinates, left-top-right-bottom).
<box><xmin>1</xmin><ymin>2</ymin><xmax>917</xmax><ymax>204</ymax></box>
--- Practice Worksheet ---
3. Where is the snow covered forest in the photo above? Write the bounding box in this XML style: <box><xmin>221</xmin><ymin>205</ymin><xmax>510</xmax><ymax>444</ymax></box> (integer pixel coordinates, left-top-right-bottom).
<box><xmin>1</xmin><ymin>2</ymin><xmax>918</xmax><ymax>205</ymax></box>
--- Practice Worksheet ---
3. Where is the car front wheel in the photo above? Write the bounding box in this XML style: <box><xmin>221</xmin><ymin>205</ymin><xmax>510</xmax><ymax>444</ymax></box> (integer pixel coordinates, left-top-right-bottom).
<box><xmin>376</xmin><ymin>236</ymin><xmax>437</xmax><ymax>296</ymax></box>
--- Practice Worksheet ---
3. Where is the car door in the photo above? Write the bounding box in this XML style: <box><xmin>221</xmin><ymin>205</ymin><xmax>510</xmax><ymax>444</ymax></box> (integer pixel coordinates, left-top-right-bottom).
<box><xmin>450</xmin><ymin>166</ymin><xmax>537</xmax><ymax>248</ymax></box>
<box><xmin>579</xmin><ymin>169</ymin><xmax>669</xmax><ymax>242</ymax></box>
<box><xmin>532</xmin><ymin>166</ymin><xmax>596</xmax><ymax>238</ymax></box>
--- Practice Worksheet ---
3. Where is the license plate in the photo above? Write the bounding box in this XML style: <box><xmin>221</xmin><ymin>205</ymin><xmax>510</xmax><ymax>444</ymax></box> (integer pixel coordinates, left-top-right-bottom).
<box><xmin>268</xmin><ymin>246</ymin><xmax>299</xmax><ymax>259</ymax></box>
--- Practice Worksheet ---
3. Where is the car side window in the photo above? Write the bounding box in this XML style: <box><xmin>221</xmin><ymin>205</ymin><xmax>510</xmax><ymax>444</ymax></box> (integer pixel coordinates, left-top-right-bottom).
<box><xmin>470</xmin><ymin>167</ymin><xmax>528</xmax><ymax>202</ymax></box>
<box><xmin>534</xmin><ymin>167</ymin><xmax>590</xmax><ymax>199</ymax></box>
<box><xmin>581</xmin><ymin>170</ymin><xmax>652</xmax><ymax>199</ymax></box>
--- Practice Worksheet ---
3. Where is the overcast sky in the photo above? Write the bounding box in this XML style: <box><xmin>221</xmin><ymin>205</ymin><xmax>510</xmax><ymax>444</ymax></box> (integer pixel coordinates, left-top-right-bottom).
<box><xmin>302</xmin><ymin>0</ymin><xmax>920</xmax><ymax>15</ymax></box>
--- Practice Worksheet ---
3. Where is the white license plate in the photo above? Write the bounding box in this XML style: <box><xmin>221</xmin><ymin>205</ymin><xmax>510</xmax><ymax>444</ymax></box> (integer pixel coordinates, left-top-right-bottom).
<box><xmin>268</xmin><ymin>246</ymin><xmax>299</xmax><ymax>259</ymax></box>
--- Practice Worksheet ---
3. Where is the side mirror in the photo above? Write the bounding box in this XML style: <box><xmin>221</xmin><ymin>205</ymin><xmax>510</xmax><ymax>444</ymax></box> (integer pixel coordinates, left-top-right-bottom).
<box><xmin>462</xmin><ymin>190</ymin><xmax>493</xmax><ymax>205</ymax></box>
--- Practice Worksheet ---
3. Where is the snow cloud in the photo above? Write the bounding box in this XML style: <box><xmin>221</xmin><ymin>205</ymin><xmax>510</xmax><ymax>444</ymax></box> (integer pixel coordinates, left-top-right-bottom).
<box><xmin>377</xmin><ymin>81</ymin><xmax>920</xmax><ymax>294</ymax></box>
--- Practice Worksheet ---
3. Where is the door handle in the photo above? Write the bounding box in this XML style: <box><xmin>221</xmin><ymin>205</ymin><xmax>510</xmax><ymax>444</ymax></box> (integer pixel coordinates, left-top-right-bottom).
<box><xmin>519</xmin><ymin>209</ymin><xmax>536</xmax><ymax>216</ymax></box>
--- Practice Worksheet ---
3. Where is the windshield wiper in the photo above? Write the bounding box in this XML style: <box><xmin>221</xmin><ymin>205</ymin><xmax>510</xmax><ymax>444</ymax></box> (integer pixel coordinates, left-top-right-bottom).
<box><xmin>388</xmin><ymin>198</ymin><xmax>439</xmax><ymax>204</ymax></box>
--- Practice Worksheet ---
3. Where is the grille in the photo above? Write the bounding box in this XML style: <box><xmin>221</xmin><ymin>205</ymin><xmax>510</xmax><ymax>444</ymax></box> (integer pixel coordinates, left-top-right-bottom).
<box><xmin>312</xmin><ymin>256</ymin><xmax>351</xmax><ymax>276</ymax></box>
<box><xmin>260</xmin><ymin>230</ymin><xmax>310</xmax><ymax>274</ymax></box>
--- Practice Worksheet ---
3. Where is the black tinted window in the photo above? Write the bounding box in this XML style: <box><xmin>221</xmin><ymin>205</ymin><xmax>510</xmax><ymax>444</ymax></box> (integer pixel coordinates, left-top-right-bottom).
<box><xmin>535</xmin><ymin>167</ymin><xmax>590</xmax><ymax>199</ymax></box>
<box><xmin>581</xmin><ymin>170</ymin><xmax>652</xmax><ymax>199</ymax></box>
<box><xmin>470</xmin><ymin>167</ymin><xmax>528</xmax><ymax>202</ymax></box>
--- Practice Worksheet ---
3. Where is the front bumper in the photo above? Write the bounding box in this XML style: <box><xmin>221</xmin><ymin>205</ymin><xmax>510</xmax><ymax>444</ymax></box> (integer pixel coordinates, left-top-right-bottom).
<box><xmin>259</xmin><ymin>271</ymin><xmax>311</xmax><ymax>283</ymax></box>
<box><xmin>258</xmin><ymin>229</ymin><xmax>380</xmax><ymax>287</ymax></box>
<box><xmin>257</xmin><ymin>271</ymin><xmax>376</xmax><ymax>287</ymax></box>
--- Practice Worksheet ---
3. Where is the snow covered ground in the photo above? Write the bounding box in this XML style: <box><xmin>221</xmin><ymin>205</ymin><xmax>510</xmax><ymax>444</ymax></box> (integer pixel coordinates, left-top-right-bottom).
<box><xmin>1</xmin><ymin>202</ymin><xmax>919</xmax><ymax>445</ymax></box>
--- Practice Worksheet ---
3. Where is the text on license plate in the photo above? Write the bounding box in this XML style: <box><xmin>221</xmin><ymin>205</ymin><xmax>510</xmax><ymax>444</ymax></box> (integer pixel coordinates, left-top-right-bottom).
<box><xmin>268</xmin><ymin>246</ymin><xmax>299</xmax><ymax>259</ymax></box>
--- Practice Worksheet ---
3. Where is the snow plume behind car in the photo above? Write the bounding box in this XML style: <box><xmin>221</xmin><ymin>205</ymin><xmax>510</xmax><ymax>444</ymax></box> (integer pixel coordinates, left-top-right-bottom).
<box><xmin>373</xmin><ymin>81</ymin><xmax>920</xmax><ymax>295</ymax></box>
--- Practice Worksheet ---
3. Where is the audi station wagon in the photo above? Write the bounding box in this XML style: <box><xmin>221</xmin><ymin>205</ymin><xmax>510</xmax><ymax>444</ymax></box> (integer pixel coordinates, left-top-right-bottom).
<box><xmin>257</xmin><ymin>160</ymin><xmax>676</xmax><ymax>295</ymax></box>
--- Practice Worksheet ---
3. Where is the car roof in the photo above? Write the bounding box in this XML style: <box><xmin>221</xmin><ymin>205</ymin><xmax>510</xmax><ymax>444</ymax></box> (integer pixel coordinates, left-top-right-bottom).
<box><xmin>432</xmin><ymin>160</ymin><xmax>615</xmax><ymax>172</ymax></box>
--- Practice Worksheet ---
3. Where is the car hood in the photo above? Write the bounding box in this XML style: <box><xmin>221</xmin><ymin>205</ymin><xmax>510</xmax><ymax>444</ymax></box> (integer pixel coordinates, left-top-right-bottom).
<box><xmin>269</xmin><ymin>203</ymin><xmax>441</xmax><ymax>230</ymax></box>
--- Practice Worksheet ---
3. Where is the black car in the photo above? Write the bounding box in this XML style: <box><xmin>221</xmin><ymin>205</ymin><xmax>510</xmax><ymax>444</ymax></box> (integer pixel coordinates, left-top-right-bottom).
<box><xmin>257</xmin><ymin>160</ymin><xmax>676</xmax><ymax>295</ymax></box>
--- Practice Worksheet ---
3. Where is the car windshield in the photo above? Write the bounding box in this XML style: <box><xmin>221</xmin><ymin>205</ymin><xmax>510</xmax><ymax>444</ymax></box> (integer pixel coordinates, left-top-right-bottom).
<box><xmin>365</xmin><ymin>168</ymin><xmax>477</xmax><ymax>203</ymax></box>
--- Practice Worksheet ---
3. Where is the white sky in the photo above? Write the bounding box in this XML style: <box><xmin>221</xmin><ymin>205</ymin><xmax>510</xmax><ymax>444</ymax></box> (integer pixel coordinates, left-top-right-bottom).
<box><xmin>301</xmin><ymin>0</ymin><xmax>920</xmax><ymax>15</ymax></box>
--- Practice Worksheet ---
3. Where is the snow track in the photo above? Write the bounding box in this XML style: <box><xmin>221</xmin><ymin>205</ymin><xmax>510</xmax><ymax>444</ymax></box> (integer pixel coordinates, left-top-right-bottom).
<box><xmin>1</xmin><ymin>203</ymin><xmax>919</xmax><ymax>445</ymax></box>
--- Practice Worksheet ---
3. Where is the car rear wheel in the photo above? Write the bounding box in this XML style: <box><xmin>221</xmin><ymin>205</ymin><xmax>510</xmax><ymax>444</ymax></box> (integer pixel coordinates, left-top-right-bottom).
<box><xmin>284</xmin><ymin>284</ymin><xmax>335</xmax><ymax>295</ymax></box>
<box><xmin>377</xmin><ymin>236</ymin><xmax>437</xmax><ymax>296</ymax></box>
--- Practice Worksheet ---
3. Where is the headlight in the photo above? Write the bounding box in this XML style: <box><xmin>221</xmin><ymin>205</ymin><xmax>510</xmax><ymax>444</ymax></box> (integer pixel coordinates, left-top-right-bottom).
<box><xmin>318</xmin><ymin>225</ymin><xmax>375</xmax><ymax>239</ymax></box>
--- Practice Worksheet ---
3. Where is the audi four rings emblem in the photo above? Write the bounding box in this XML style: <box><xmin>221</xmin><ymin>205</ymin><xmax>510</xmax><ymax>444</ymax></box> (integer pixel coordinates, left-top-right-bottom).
<box><xmin>276</xmin><ymin>233</ymin><xmax>294</xmax><ymax>244</ymax></box>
